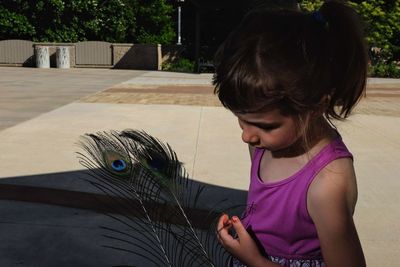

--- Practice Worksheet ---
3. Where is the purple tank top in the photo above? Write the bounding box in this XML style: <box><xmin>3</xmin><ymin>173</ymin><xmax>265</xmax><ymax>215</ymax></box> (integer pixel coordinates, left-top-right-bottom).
<box><xmin>241</xmin><ymin>136</ymin><xmax>352</xmax><ymax>261</ymax></box>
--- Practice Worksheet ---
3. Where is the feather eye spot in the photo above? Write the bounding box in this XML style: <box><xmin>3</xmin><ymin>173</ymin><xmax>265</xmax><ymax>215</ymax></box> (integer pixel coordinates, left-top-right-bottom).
<box><xmin>111</xmin><ymin>159</ymin><xmax>127</xmax><ymax>172</ymax></box>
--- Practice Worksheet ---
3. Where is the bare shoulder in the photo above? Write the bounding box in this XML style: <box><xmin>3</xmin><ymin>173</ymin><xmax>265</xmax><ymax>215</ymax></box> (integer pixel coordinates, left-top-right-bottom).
<box><xmin>307</xmin><ymin>157</ymin><xmax>366</xmax><ymax>266</ymax></box>
<box><xmin>308</xmin><ymin>157</ymin><xmax>358</xmax><ymax>215</ymax></box>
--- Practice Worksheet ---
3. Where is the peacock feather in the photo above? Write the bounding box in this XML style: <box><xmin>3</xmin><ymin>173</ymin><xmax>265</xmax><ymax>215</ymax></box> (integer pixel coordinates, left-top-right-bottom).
<box><xmin>76</xmin><ymin>129</ymin><xmax>236</xmax><ymax>267</ymax></box>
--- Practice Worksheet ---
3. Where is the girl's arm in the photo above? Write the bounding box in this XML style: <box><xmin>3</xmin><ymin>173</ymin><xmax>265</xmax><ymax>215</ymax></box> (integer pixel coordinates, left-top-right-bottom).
<box><xmin>217</xmin><ymin>215</ymin><xmax>282</xmax><ymax>267</ymax></box>
<box><xmin>308</xmin><ymin>158</ymin><xmax>366</xmax><ymax>267</ymax></box>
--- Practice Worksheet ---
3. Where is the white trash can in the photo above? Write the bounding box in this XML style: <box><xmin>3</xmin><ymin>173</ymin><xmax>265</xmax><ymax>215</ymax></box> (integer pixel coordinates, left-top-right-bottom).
<box><xmin>56</xmin><ymin>46</ymin><xmax>70</xmax><ymax>68</ymax></box>
<box><xmin>35</xmin><ymin>46</ymin><xmax>50</xmax><ymax>68</ymax></box>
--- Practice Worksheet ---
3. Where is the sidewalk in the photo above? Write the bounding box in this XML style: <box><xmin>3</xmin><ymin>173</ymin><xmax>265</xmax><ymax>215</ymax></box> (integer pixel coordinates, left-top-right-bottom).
<box><xmin>0</xmin><ymin>67</ymin><xmax>399</xmax><ymax>266</ymax></box>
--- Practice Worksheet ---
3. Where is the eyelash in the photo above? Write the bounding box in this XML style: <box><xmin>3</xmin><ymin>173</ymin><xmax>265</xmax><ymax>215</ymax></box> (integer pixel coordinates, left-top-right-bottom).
<box><xmin>239</xmin><ymin>119</ymin><xmax>279</xmax><ymax>131</ymax></box>
<box><xmin>259</xmin><ymin>126</ymin><xmax>276</xmax><ymax>131</ymax></box>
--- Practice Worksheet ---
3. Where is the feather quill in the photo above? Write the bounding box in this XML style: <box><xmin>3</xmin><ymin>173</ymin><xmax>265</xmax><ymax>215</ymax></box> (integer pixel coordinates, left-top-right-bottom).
<box><xmin>77</xmin><ymin>129</ymin><xmax>233</xmax><ymax>267</ymax></box>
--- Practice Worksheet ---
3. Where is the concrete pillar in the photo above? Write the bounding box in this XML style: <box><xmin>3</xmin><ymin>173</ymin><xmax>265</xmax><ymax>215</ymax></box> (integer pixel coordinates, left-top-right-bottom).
<box><xmin>56</xmin><ymin>46</ymin><xmax>70</xmax><ymax>68</ymax></box>
<box><xmin>35</xmin><ymin>46</ymin><xmax>50</xmax><ymax>68</ymax></box>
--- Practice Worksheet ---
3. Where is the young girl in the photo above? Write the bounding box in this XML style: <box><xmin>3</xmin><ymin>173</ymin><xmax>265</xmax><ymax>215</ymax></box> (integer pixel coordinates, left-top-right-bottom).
<box><xmin>214</xmin><ymin>1</ymin><xmax>367</xmax><ymax>267</ymax></box>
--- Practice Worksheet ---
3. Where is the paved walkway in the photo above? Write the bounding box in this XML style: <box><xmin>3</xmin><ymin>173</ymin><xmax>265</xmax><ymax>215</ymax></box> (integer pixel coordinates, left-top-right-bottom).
<box><xmin>0</xmin><ymin>67</ymin><xmax>146</xmax><ymax>130</ymax></box>
<box><xmin>0</xmin><ymin>66</ymin><xmax>399</xmax><ymax>266</ymax></box>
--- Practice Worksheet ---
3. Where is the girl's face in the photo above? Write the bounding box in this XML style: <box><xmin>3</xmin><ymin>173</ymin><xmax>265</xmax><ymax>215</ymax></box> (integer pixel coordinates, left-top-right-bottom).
<box><xmin>235</xmin><ymin>108</ymin><xmax>300</xmax><ymax>152</ymax></box>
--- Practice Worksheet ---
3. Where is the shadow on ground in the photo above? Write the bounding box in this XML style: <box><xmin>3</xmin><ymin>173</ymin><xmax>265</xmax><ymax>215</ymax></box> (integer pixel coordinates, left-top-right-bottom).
<box><xmin>0</xmin><ymin>171</ymin><xmax>247</xmax><ymax>267</ymax></box>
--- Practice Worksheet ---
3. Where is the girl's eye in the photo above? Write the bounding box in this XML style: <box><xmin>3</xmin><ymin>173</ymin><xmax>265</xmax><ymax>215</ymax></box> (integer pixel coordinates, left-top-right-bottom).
<box><xmin>238</xmin><ymin>117</ymin><xmax>281</xmax><ymax>131</ymax></box>
<box><xmin>259</xmin><ymin>126</ymin><xmax>276</xmax><ymax>131</ymax></box>
<box><xmin>256</xmin><ymin>124</ymin><xmax>280</xmax><ymax>131</ymax></box>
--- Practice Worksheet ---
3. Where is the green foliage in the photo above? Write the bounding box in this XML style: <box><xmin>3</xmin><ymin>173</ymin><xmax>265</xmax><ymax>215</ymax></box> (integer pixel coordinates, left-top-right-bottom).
<box><xmin>162</xmin><ymin>58</ymin><xmax>195</xmax><ymax>73</ymax></box>
<box><xmin>298</xmin><ymin>0</ymin><xmax>400</xmax><ymax>77</ymax></box>
<box><xmin>0</xmin><ymin>5</ymin><xmax>35</xmax><ymax>39</ymax></box>
<box><xmin>350</xmin><ymin>1</ymin><xmax>400</xmax><ymax>64</ymax></box>
<box><xmin>369</xmin><ymin>62</ymin><xmax>400</xmax><ymax>78</ymax></box>
<box><xmin>0</xmin><ymin>0</ymin><xmax>174</xmax><ymax>44</ymax></box>
<box><xmin>135</xmin><ymin>0</ymin><xmax>176</xmax><ymax>44</ymax></box>
<box><xmin>298</xmin><ymin>0</ymin><xmax>324</xmax><ymax>11</ymax></box>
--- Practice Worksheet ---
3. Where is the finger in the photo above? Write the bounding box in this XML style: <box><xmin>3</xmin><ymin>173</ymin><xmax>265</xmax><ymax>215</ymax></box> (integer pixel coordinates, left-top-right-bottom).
<box><xmin>217</xmin><ymin>214</ymin><xmax>227</xmax><ymax>229</ymax></box>
<box><xmin>216</xmin><ymin>214</ymin><xmax>227</xmax><ymax>239</ymax></box>
<box><xmin>217</xmin><ymin>225</ymin><xmax>239</xmax><ymax>252</ymax></box>
<box><xmin>231</xmin><ymin>216</ymin><xmax>248</xmax><ymax>238</ymax></box>
<box><xmin>217</xmin><ymin>216</ymin><xmax>236</xmax><ymax>245</ymax></box>
<box><xmin>218</xmin><ymin>214</ymin><xmax>229</xmax><ymax>226</ymax></box>
<box><xmin>217</xmin><ymin>214</ymin><xmax>231</xmax><ymax>233</ymax></box>
<box><xmin>217</xmin><ymin>223</ymin><xmax>232</xmax><ymax>240</ymax></box>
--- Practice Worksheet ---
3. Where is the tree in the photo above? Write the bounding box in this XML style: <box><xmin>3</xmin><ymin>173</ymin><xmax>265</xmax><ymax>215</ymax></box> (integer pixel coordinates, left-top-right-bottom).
<box><xmin>0</xmin><ymin>0</ymin><xmax>175</xmax><ymax>44</ymax></box>
<box><xmin>349</xmin><ymin>1</ymin><xmax>400</xmax><ymax>64</ymax></box>
<box><xmin>0</xmin><ymin>1</ymin><xmax>35</xmax><ymax>39</ymax></box>
<box><xmin>299</xmin><ymin>0</ymin><xmax>400</xmax><ymax>77</ymax></box>
<box><xmin>134</xmin><ymin>0</ymin><xmax>175</xmax><ymax>44</ymax></box>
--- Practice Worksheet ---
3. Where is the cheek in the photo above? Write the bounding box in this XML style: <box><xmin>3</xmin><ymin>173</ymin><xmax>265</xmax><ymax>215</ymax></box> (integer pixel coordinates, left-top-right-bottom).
<box><xmin>271</xmin><ymin>125</ymin><xmax>298</xmax><ymax>146</ymax></box>
<box><xmin>282</xmin><ymin>126</ymin><xmax>298</xmax><ymax>139</ymax></box>
<box><xmin>281</xmin><ymin>126</ymin><xmax>300</xmax><ymax>145</ymax></box>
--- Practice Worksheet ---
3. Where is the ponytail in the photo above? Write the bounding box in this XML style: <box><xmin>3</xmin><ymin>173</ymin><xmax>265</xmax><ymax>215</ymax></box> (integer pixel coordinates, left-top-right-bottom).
<box><xmin>319</xmin><ymin>1</ymin><xmax>368</xmax><ymax>119</ymax></box>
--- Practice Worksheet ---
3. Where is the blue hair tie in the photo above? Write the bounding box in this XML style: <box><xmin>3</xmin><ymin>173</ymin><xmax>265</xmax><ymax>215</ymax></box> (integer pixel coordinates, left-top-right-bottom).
<box><xmin>311</xmin><ymin>11</ymin><xmax>327</xmax><ymax>26</ymax></box>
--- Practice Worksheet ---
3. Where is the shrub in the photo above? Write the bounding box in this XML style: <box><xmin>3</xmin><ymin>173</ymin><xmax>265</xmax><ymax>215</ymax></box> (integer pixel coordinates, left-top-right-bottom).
<box><xmin>162</xmin><ymin>58</ymin><xmax>195</xmax><ymax>73</ymax></box>
<box><xmin>369</xmin><ymin>61</ymin><xmax>400</xmax><ymax>78</ymax></box>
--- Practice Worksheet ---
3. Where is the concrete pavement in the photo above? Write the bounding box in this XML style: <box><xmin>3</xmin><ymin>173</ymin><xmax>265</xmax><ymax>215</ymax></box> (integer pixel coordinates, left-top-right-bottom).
<box><xmin>0</xmin><ymin>66</ymin><xmax>399</xmax><ymax>266</ymax></box>
<box><xmin>0</xmin><ymin>67</ymin><xmax>147</xmax><ymax>130</ymax></box>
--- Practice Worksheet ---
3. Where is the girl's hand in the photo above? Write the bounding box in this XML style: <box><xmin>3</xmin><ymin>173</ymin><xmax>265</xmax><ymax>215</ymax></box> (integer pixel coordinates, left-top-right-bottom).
<box><xmin>217</xmin><ymin>214</ymin><xmax>268</xmax><ymax>267</ymax></box>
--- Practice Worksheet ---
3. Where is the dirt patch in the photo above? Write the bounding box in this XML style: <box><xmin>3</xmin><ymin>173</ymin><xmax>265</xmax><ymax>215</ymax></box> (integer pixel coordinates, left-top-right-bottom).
<box><xmin>80</xmin><ymin>85</ymin><xmax>400</xmax><ymax>116</ymax></box>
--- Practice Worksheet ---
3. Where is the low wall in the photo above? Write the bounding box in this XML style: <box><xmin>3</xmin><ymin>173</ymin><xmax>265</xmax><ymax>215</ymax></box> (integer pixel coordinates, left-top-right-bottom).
<box><xmin>113</xmin><ymin>44</ymin><xmax>162</xmax><ymax>70</ymax></box>
<box><xmin>0</xmin><ymin>40</ymin><xmax>163</xmax><ymax>70</ymax></box>
<box><xmin>0</xmin><ymin>40</ymin><xmax>35</xmax><ymax>66</ymax></box>
<box><xmin>161</xmin><ymin>45</ymin><xmax>185</xmax><ymax>64</ymax></box>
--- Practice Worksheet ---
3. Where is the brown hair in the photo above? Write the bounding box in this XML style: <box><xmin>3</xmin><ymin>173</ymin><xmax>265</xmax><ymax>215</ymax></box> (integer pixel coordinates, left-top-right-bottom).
<box><xmin>213</xmin><ymin>0</ymin><xmax>368</xmax><ymax>120</ymax></box>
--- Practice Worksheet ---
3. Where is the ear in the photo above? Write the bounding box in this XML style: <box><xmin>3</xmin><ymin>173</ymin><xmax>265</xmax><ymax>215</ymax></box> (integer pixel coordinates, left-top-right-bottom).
<box><xmin>320</xmin><ymin>94</ymin><xmax>332</xmax><ymax>106</ymax></box>
<box><xmin>311</xmin><ymin>94</ymin><xmax>331</xmax><ymax>118</ymax></box>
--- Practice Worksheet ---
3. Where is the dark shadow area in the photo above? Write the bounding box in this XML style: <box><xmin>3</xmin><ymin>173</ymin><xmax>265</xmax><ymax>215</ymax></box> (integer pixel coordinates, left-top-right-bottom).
<box><xmin>22</xmin><ymin>55</ymin><xmax>35</xmax><ymax>67</ymax></box>
<box><xmin>162</xmin><ymin>45</ymin><xmax>186</xmax><ymax>65</ymax></box>
<box><xmin>49</xmin><ymin>52</ymin><xmax>57</xmax><ymax>68</ymax></box>
<box><xmin>0</xmin><ymin>170</ymin><xmax>247</xmax><ymax>266</ymax></box>
<box><xmin>197</xmin><ymin>57</ymin><xmax>215</xmax><ymax>73</ymax></box>
<box><xmin>113</xmin><ymin>45</ymin><xmax>159</xmax><ymax>70</ymax></box>
<box><xmin>181</xmin><ymin>0</ymin><xmax>298</xmax><ymax>67</ymax></box>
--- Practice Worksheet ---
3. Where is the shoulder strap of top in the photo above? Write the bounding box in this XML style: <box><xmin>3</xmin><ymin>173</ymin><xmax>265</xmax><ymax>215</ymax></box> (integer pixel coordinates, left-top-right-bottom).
<box><xmin>303</xmin><ymin>136</ymin><xmax>353</xmax><ymax>198</ymax></box>
<box><xmin>250</xmin><ymin>148</ymin><xmax>264</xmax><ymax>182</ymax></box>
<box><xmin>251</xmin><ymin>148</ymin><xmax>264</xmax><ymax>179</ymax></box>
<box><xmin>300</xmin><ymin>136</ymin><xmax>353</xmax><ymax>221</ymax></box>
<box><xmin>252</xmin><ymin>147</ymin><xmax>264</xmax><ymax>161</ymax></box>
<box><xmin>308</xmin><ymin>136</ymin><xmax>353</xmax><ymax>175</ymax></box>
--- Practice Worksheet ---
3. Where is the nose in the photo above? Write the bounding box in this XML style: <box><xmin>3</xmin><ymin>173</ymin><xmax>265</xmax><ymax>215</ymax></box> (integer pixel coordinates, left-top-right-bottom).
<box><xmin>241</xmin><ymin>126</ymin><xmax>260</xmax><ymax>145</ymax></box>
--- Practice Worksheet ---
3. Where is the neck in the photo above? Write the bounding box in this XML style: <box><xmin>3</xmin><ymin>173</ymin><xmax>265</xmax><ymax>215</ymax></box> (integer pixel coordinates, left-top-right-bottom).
<box><xmin>271</xmin><ymin>117</ymin><xmax>337</xmax><ymax>158</ymax></box>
